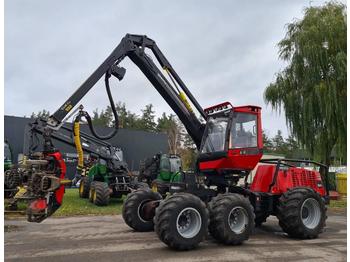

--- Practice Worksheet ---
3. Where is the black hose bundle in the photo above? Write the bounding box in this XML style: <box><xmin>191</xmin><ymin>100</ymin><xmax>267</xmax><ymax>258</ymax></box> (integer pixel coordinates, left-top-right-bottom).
<box><xmin>77</xmin><ymin>72</ymin><xmax>119</xmax><ymax>140</ymax></box>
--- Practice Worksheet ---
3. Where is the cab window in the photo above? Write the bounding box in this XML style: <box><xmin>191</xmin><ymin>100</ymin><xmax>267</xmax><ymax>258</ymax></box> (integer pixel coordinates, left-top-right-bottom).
<box><xmin>230</xmin><ymin>113</ymin><xmax>257</xmax><ymax>148</ymax></box>
<box><xmin>201</xmin><ymin>117</ymin><xmax>228</xmax><ymax>153</ymax></box>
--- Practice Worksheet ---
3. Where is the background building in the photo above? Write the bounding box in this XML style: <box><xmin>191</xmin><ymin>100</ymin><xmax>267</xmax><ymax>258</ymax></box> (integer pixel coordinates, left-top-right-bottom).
<box><xmin>5</xmin><ymin>115</ymin><xmax>169</xmax><ymax>179</ymax></box>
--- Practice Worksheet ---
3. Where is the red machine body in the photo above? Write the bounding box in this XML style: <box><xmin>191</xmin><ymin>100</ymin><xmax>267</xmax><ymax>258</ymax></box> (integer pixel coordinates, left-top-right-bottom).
<box><xmin>251</xmin><ymin>164</ymin><xmax>326</xmax><ymax>196</ymax></box>
<box><xmin>199</xmin><ymin>102</ymin><xmax>263</xmax><ymax>174</ymax></box>
<box><xmin>48</xmin><ymin>151</ymin><xmax>66</xmax><ymax>205</ymax></box>
<box><xmin>27</xmin><ymin>151</ymin><xmax>66</xmax><ymax>222</ymax></box>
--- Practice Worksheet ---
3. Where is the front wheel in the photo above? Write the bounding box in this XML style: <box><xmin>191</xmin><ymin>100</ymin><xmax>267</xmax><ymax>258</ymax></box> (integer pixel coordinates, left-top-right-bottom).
<box><xmin>89</xmin><ymin>181</ymin><xmax>110</xmax><ymax>206</ymax></box>
<box><xmin>79</xmin><ymin>177</ymin><xmax>90</xmax><ymax>198</ymax></box>
<box><xmin>154</xmin><ymin>193</ymin><xmax>209</xmax><ymax>251</ymax></box>
<box><xmin>208</xmin><ymin>193</ymin><xmax>255</xmax><ymax>245</ymax></box>
<box><xmin>277</xmin><ymin>187</ymin><xmax>327</xmax><ymax>239</ymax></box>
<box><xmin>122</xmin><ymin>189</ymin><xmax>162</xmax><ymax>232</ymax></box>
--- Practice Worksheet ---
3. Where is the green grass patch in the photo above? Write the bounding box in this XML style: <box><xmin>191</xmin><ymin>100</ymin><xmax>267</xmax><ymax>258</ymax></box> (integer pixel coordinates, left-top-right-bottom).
<box><xmin>7</xmin><ymin>188</ymin><xmax>346</xmax><ymax>218</ymax></box>
<box><xmin>53</xmin><ymin>188</ymin><xmax>124</xmax><ymax>216</ymax></box>
<box><xmin>5</xmin><ymin>188</ymin><xmax>124</xmax><ymax>217</ymax></box>
<box><xmin>329</xmin><ymin>198</ymin><xmax>347</xmax><ymax>209</ymax></box>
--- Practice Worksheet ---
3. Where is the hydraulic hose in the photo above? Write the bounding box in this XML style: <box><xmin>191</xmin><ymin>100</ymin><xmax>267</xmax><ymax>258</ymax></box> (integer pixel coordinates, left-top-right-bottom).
<box><xmin>84</xmin><ymin>72</ymin><xmax>119</xmax><ymax>140</ymax></box>
<box><xmin>72</xmin><ymin>71</ymin><xmax>120</xmax><ymax>174</ymax></box>
<box><xmin>73</xmin><ymin>117</ymin><xmax>84</xmax><ymax>172</ymax></box>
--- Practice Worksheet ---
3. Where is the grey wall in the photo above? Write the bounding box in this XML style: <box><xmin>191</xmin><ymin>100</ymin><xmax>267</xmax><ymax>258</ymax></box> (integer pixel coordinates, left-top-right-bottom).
<box><xmin>4</xmin><ymin>116</ymin><xmax>169</xmax><ymax>176</ymax></box>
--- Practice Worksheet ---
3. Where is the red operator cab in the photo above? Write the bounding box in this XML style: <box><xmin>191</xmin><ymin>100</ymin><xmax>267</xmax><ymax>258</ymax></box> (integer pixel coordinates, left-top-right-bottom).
<box><xmin>198</xmin><ymin>102</ymin><xmax>263</xmax><ymax>176</ymax></box>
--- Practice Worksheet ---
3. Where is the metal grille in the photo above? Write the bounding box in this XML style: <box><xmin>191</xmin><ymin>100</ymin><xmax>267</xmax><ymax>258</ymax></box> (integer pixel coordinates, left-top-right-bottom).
<box><xmin>291</xmin><ymin>169</ymin><xmax>317</xmax><ymax>188</ymax></box>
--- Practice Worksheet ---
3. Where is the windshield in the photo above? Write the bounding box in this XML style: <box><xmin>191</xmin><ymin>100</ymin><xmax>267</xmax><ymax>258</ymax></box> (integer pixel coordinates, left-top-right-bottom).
<box><xmin>169</xmin><ymin>157</ymin><xmax>181</xmax><ymax>173</ymax></box>
<box><xmin>230</xmin><ymin>113</ymin><xmax>257</xmax><ymax>148</ymax></box>
<box><xmin>160</xmin><ymin>155</ymin><xmax>171</xmax><ymax>172</ymax></box>
<box><xmin>201</xmin><ymin>117</ymin><xmax>228</xmax><ymax>153</ymax></box>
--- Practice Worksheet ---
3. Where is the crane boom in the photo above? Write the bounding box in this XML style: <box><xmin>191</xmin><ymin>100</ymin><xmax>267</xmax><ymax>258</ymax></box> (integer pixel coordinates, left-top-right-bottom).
<box><xmin>47</xmin><ymin>34</ymin><xmax>206</xmax><ymax>148</ymax></box>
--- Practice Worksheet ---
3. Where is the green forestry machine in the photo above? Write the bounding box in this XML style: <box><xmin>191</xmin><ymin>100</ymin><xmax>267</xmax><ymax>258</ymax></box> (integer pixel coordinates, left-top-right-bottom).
<box><xmin>4</xmin><ymin>141</ymin><xmax>13</xmax><ymax>171</ymax></box>
<box><xmin>78</xmin><ymin>149</ymin><xmax>147</xmax><ymax>206</ymax></box>
<box><xmin>139</xmin><ymin>153</ymin><xmax>182</xmax><ymax>194</ymax></box>
<box><xmin>4</xmin><ymin>140</ymin><xmax>17</xmax><ymax>199</ymax></box>
<box><xmin>19</xmin><ymin>34</ymin><xmax>330</xmax><ymax>251</ymax></box>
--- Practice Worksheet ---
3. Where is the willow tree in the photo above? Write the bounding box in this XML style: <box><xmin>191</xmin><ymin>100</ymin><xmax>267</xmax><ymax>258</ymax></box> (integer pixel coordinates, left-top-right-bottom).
<box><xmin>264</xmin><ymin>2</ymin><xmax>346</xmax><ymax>165</ymax></box>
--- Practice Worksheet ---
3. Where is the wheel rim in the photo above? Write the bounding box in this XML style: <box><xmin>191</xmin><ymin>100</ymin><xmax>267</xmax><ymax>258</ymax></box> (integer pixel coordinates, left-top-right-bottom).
<box><xmin>137</xmin><ymin>199</ymin><xmax>152</xmax><ymax>223</ymax></box>
<box><xmin>228</xmin><ymin>207</ymin><xmax>248</xmax><ymax>234</ymax></box>
<box><xmin>301</xmin><ymin>198</ymin><xmax>321</xmax><ymax>229</ymax></box>
<box><xmin>176</xmin><ymin>207</ymin><xmax>202</xmax><ymax>239</ymax></box>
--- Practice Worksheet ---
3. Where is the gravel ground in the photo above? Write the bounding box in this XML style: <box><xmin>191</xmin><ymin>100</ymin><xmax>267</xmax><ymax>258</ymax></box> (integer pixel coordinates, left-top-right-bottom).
<box><xmin>4</xmin><ymin>211</ymin><xmax>346</xmax><ymax>262</ymax></box>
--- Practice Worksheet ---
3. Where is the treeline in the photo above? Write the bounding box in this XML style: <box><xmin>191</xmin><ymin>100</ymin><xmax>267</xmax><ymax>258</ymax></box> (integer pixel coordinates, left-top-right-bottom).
<box><xmin>90</xmin><ymin>103</ymin><xmax>200</xmax><ymax>169</ymax></box>
<box><xmin>91</xmin><ymin>102</ymin><xmax>173</xmax><ymax>132</ymax></box>
<box><xmin>263</xmin><ymin>130</ymin><xmax>306</xmax><ymax>158</ymax></box>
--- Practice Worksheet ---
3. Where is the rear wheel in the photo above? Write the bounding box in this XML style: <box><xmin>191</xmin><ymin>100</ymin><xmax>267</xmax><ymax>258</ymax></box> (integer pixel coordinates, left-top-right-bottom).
<box><xmin>154</xmin><ymin>193</ymin><xmax>209</xmax><ymax>250</ymax></box>
<box><xmin>79</xmin><ymin>177</ymin><xmax>90</xmax><ymax>198</ymax></box>
<box><xmin>277</xmin><ymin>187</ymin><xmax>326</xmax><ymax>239</ymax></box>
<box><xmin>208</xmin><ymin>193</ymin><xmax>254</xmax><ymax>245</ymax></box>
<box><xmin>122</xmin><ymin>189</ymin><xmax>162</xmax><ymax>232</ymax></box>
<box><xmin>91</xmin><ymin>181</ymin><xmax>110</xmax><ymax>206</ymax></box>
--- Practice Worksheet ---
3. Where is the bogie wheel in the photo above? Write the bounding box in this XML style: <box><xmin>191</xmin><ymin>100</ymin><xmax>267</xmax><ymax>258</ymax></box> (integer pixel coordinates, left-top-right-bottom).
<box><xmin>154</xmin><ymin>193</ymin><xmax>209</xmax><ymax>251</ymax></box>
<box><xmin>79</xmin><ymin>177</ymin><xmax>90</xmax><ymax>198</ymax></box>
<box><xmin>91</xmin><ymin>181</ymin><xmax>110</xmax><ymax>206</ymax></box>
<box><xmin>277</xmin><ymin>187</ymin><xmax>326</xmax><ymax>239</ymax></box>
<box><xmin>209</xmin><ymin>193</ymin><xmax>255</xmax><ymax>245</ymax></box>
<box><xmin>122</xmin><ymin>189</ymin><xmax>162</xmax><ymax>232</ymax></box>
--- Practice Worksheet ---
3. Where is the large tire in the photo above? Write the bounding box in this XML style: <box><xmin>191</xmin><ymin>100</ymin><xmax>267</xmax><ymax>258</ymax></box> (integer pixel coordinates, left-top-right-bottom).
<box><xmin>154</xmin><ymin>193</ymin><xmax>209</xmax><ymax>251</ymax></box>
<box><xmin>209</xmin><ymin>193</ymin><xmax>255</xmax><ymax>245</ymax></box>
<box><xmin>129</xmin><ymin>181</ymin><xmax>149</xmax><ymax>190</ymax></box>
<box><xmin>79</xmin><ymin>177</ymin><xmax>90</xmax><ymax>198</ymax></box>
<box><xmin>277</xmin><ymin>187</ymin><xmax>327</xmax><ymax>239</ymax></box>
<box><xmin>122</xmin><ymin>189</ymin><xmax>162</xmax><ymax>232</ymax></box>
<box><xmin>91</xmin><ymin>181</ymin><xmax>110</xmax><ymax>206</ymax></box>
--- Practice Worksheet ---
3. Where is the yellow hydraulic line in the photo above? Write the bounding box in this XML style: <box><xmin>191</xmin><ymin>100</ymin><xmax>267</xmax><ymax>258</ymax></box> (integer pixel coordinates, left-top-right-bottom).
<box><xmin>164</xmin><ymin>67</ymin><xmax>194</xmax><ymax>113</ymax></box>
<box><xmin>60</xmin><ymin>179</ymin><xmax>72</xmax><ymax>185</ymax></box>
<box><xmin>179</xmin><ymin>91</ymin><xmax>194</xmax><ymax>113</ymax></box>
<box><xmin>73</xmin><ymin>121</ymin><xmax>84</xmax><ymax>172</ymax></box>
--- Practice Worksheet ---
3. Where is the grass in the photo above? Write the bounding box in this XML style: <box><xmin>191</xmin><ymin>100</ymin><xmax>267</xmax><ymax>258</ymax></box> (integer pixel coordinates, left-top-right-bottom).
<box><xmin>53</xmin><ymin>188</ymin><xmax>124</xmax><ymax>216</ymax></box>
<box><xmin>5</xmin><ymin>188</ymin><xmax>124</xmax><ymax>218</ymax></box>
<box><xmin>329</xmin><ymin>198</ymin><xmax>347</xmax><ymax>210</ymax></box>
<box><xmin>5</xmin><ymin>188</ymin><xmax>347</xmax><ymax>218</ymax></box>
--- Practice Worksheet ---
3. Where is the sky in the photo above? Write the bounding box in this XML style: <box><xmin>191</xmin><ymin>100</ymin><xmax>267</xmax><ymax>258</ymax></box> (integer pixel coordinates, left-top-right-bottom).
<box><xmin>4</xmin><ymin>0</ymin><xmax>344</xmax><ymax>138</ymax></box>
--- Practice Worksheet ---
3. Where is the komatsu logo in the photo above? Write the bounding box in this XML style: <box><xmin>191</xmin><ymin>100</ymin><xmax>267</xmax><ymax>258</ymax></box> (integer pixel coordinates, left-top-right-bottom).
<box><xmin>60</xmin><ymin>101</ymin><xmax>73</xmax><ymax>112</ymax></box>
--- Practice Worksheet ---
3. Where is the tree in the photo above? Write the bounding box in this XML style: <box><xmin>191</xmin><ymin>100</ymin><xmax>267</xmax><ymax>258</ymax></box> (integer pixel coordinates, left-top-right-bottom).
<box><xmin>157</xmin><ymin>113</ymin><xmax>182</xmax><ymax>154</ymax></box>
<box><xmin>272</xmin><ymin>130</ymin><xmax>287</xmax><ymax>154</ymax></box>
<box><xmin>113</xmin><ymin>102</ymin><xmax>140</xmax><ymax>129</ymax></box>
<box><xmin>264</xmin><ymin>2</ymin><xmax>346</xmax><ymax>165</ymax></box>
<box><xmin>91</xmin><ymin>108</ymin><xmax>111</xmax><ymax>127</ymax></box>
<box><xmin>262</xmin><ymin>130</ymin><xmax>274</xmax><ymax>153</ymax></box>
<box><xmin>138</xmin><ymin>104</ymin><xmax>157</xmax><ymax>132</ymax></box>
<box><xmin>31</xmin><ymin>109</ymin><xmax>50</xmax><ymax>119</ymax></box>
<box><xmin>180</xmin><ymin>132</ymin><xmax>197</xmax><ymax>170</ymax></box>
